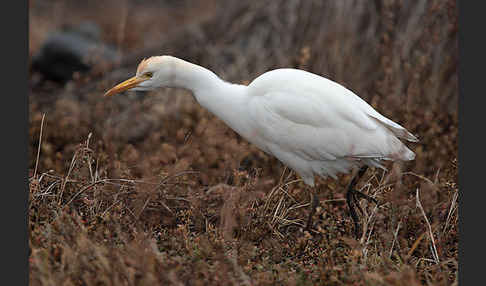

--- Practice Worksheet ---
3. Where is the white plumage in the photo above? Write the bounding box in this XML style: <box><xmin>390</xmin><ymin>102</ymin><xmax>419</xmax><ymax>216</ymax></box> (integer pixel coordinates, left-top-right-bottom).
<box><xmin>244</xmin><ymin>68</ymin><xmax>417</xmax><ymax>185</ymax></box>
<box><xmin>105</xmin><ymin>55</ymin><xmax>417</xmax><ymax>235</ymax></box>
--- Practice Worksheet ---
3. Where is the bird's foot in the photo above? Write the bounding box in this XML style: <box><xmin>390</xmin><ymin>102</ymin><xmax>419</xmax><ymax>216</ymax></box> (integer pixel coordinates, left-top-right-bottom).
<box><xmin>347</xmin><ymin>188</ymin><xmax>378</xmax><ymax>239</ymax></box>
<box><xmin>304</xmin><ymin>192</ymin><xmax>319</xmax><ymax>231</ymax></box>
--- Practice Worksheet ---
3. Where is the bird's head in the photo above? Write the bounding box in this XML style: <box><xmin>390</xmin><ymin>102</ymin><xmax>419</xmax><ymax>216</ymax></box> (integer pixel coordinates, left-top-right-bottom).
<box><xmin>104</xmin><ymin>56</ymin><xmax>172</xmax><ymax>97</ymax></box>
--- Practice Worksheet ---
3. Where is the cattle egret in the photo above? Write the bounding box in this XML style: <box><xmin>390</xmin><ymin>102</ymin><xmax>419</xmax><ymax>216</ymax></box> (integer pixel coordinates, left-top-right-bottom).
<box><xmin>105</xmin><ymin>55</ymin><xmax>418</xmax><ymax>237</ymax></box>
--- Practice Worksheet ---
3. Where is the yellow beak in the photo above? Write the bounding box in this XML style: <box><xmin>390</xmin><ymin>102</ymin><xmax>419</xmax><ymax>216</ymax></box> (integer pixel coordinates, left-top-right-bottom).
<box><xmin>104</xmin><ymin>76</ymin><xmax>147</xmax><ymax>97</ymax></box>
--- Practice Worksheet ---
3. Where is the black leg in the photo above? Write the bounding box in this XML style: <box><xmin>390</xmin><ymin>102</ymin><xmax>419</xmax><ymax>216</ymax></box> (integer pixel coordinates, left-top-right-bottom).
<box><xmin>346</xmin><ymin>165</ymin><xmax>378</xmax><ymax>238</ymax></box>
<box><xmin>347</xmin><ymin>186</ymin><xmax>361</xmax><ymax>238</ymax></box>
<box><xmin>305</xmin><ymin>190</ymin><xmax>319</xmax><ymax>230</ymax></box>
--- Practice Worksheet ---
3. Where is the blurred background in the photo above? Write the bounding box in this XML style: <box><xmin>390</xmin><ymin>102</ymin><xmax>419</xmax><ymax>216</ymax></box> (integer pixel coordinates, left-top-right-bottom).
<box><xmin>29</xmin><ymin>0</ymin><xmax>458</xmax><ymax>178</ymax></box>
<box><xmin>29</xmin><ymin>0</ymin><xmax>458</xmax><ymax>284</ymax></box>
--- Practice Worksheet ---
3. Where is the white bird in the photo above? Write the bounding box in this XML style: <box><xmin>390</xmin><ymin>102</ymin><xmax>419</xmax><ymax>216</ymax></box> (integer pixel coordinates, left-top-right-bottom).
<box><xmin>105</xmin><ymin>55</ymin><xmax>418</xmax><ymax>237</ymax></box>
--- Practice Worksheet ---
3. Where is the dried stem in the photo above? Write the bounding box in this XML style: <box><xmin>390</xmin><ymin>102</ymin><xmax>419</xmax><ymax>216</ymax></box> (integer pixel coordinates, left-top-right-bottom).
<box><xmin>416</xmin><ymin>188</ymin><xmax>440</xmax><ymax>264</ymax></box>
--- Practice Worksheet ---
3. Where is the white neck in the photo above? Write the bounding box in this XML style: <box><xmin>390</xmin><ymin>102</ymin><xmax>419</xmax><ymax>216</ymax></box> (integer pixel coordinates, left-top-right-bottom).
<box><xmin>167</xmin><ymin>57</ymin><xmax>252</xmax><ymax>138</ymax></box>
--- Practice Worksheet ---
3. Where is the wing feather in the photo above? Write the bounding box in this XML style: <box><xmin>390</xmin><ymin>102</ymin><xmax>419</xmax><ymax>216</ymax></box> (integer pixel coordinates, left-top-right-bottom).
<box><xmin>245</xmin><ymin>68</ymin><xmax>416</xmax><ymax>182</ymax></box>
<box><xmin>249</xmin><ymin>90</ymin><xmax>376</xmax><ymax>161</ymax></box>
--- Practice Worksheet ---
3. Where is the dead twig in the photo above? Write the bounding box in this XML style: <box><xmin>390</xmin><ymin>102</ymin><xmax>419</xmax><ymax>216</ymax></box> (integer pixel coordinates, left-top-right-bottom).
<box><xmin>443</xmin><ymin>190</ymin><xmax>458</xmax><ymax>235</ymax></box>
<box><xmin>389</xmin><ymin>220</ymin><xmax>402</xmax><ymax>259</ymax></box>
<box><xmin>33</xmin><ymin>113</ymin><xmax>46</xmax><ymax>179</ymax></box>
<box><xmin>416</xmin><ymin>188</ymin><xmax>440</xmax><ymax>264</ymax></box>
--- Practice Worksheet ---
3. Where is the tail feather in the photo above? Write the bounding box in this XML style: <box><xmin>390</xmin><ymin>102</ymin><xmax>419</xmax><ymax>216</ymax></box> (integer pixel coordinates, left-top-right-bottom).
<box><xmin>401</xmin><ymin>145</ymin><xmax>416</xmax><ymax>161</ymax></box>
<box><xmin>367</xmin><ymin>114</ymin><xmax>419</xmax><ymax>142</ymax></box>
<box><xmin>392</xmin><ymin>126</ymin><xmax>419</xmax><ymax>142</ymax></box>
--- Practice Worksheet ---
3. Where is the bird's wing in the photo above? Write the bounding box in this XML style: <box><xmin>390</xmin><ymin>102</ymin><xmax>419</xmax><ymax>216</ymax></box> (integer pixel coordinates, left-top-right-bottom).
<box><xmin>247</xmin><ymin>89</ymin><xmax>382</xmax><ymax>161</ymax></box>
<box><xmin>248</xmin><ymin>68</ymin><xmax>418</xmax><ymax>145</ymax></box>
<box><xmin>340</xmin><ymin>89</ymin><xmax>419</xmax><ymax>142</ymax></box>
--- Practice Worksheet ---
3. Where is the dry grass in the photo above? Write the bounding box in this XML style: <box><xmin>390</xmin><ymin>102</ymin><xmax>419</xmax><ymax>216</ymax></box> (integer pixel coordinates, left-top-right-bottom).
<box><xmin>29</xmin><ymin>0</ymin><xmax>458</xmax><ymax>285</ymax></box>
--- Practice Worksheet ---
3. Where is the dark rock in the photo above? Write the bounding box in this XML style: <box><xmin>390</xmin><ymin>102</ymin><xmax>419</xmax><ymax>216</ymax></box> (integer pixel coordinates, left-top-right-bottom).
<box><xmin>31</xmin><ymin>21</ymin><xmax>120</xmax><ymax>83</ymax></box>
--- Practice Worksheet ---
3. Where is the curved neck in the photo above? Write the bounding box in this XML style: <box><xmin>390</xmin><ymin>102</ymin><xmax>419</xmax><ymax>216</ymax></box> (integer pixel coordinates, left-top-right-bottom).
<box><xmin>167</xmin><ymin>57</ymin><xmax>252</xmax><ymax>137</ymax></box>
<box><xmin>168</xmin><ymin>57</ymin><xmax>223</xmax><ymax>93</ymax></box>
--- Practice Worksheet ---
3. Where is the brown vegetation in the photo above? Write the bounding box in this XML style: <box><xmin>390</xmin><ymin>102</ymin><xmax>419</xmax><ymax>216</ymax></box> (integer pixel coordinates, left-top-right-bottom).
<box><xmin>29</xmin><ymin>0</ymin><xmax>458</xmax><ymax>285</ymax></box>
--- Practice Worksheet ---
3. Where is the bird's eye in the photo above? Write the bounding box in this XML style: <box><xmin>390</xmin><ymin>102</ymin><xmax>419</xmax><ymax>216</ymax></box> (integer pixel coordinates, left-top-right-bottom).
<box><xmin>144</xmin><ymin>72</ymin><xmax>153</xmax><ymax>78</ymax></box>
